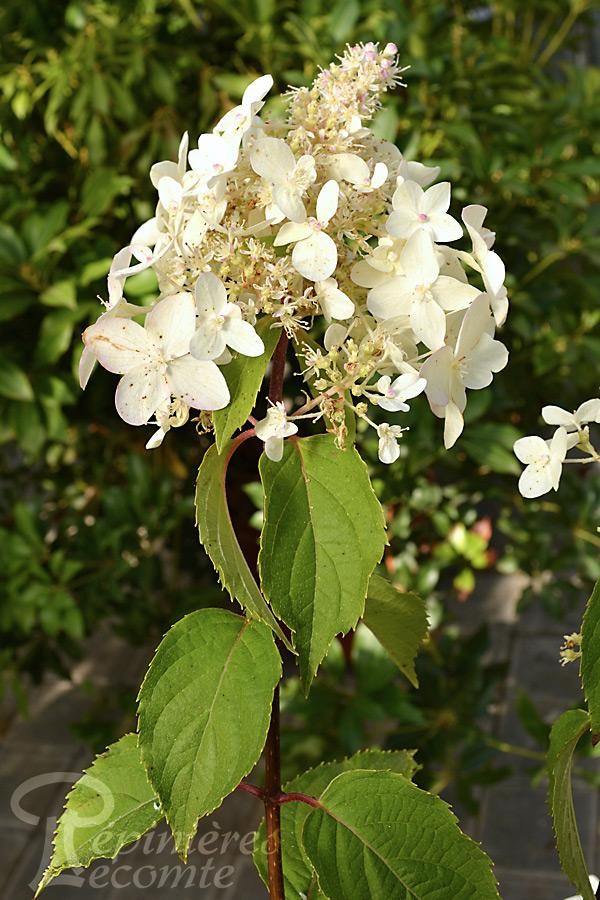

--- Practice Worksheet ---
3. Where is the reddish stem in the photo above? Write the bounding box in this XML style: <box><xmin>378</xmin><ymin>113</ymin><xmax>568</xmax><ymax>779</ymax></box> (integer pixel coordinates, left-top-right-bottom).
<box><xmin>274</xmin><ymin>791</ymin><xmax>321</xmax><ymax>809</ymax></box>
<box><xmin>269</xmin><ymin>332</ymin><xmax>289</xmax><ymax>404</ymax></box>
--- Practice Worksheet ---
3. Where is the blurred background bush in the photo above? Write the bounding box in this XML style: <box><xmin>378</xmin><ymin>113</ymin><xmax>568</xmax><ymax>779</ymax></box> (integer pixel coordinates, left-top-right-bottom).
<box><xmin>1</xmin><ymin>0</ymin><xmax>599</xmax><ymax>796</ymax></box>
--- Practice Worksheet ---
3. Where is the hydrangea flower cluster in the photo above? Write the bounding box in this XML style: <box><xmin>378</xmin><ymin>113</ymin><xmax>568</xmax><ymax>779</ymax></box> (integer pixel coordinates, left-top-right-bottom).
<box><xmin>513</xmin><ymin>398</ymin><xmax>600</xmax><ymax>498</ymax></box>
<box><xmin>81</xmin><ymin>42</ymin><xmax>510</xmax><ymax>461</ymax></box>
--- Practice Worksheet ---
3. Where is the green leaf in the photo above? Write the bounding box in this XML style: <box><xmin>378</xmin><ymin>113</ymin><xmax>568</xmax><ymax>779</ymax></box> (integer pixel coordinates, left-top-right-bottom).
<box><xmin>0</xmin><ymin>359</ymin><xmax>34</xmax><ymax>402</ymax></box>
<box><xmin>302</xmin><ymin>770</ymin><xmax>500</xmax><ymax>899</ymax></box>
<box><xmin>137</xmin><ymin>608</ymin><xmax>281</xmax><ymax>859</ymax></box>
<box><xmin>259</xmin><ymin>435</ymin><xmax>386</xmax><ymax>690</ymax></box>
<box><xmin>254</xmin><ymin>750</ymin><xmax>418</xmax><ymax>898</ymax></box>
<box><xmin>35</xmin><ymin>309</ymin><xmax>78</xmax><ymax>365</ymax></box>
<box><xmin>195</xmin><ymin>442</ymin><xmax>292</xmax><ymax>648</ymax></box>
<box><xmin>547</xmin><ymin>709</ymin><xmax>594</xmax><ymax>900</ymax></box>
<box><xmin>22</xmin><ymin>202</ymin><xmax>69</xmax><ymax>258</ymax></box>
<box><xmin>36</xmin><ymin>734</ymin><xmax>160</xmax><ymax>895</ymax></box>
<box><xmin>363</xmin><ymin>573</ymin><xmax>429</xmax><ymax>687</ymax></box>
<box><xmin>581</xmin><ymin>578</ymin><xmax>600</xmax><ymax>733</ymax></box>
<box><xmin>213</xmin><ymin>318</ymin><xmax>279</xmax><ymax>452</ymax></box>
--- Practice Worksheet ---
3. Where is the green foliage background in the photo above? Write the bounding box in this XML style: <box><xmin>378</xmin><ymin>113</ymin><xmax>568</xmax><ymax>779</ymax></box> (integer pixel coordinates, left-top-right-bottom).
<box><xmin>1</xmin><ymin>0</ymin><xmax>599</xmax><ymax>791</ymax></box>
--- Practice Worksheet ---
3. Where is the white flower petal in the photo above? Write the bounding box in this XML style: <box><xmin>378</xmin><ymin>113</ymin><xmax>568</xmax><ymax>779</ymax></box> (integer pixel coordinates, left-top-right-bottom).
<box><xmin>329</xmin><ymin>154</ymin><xmax>369</xmax><ymax>186</ymax></box>
<box><xmin>422</xmin><ymin>182</ymin><xmax>451</xmax><ymax>216</ymax></box>
<box><xmin>430</xmin><ymin>212</ymin><xmax>463</xmax><ymax>243</ymax></box>
<box><xmin>223</xmin><ymin>317</ymin><xmax>265</xmax><ymax>356</ymax></box>
<box><xmin>420</xmin><ymin>346</ymin><xmax>453</xmax><ymax>407</ymax></box>
<box><xmin>189</xmin><ymin>327</ymin><xmax>227</xmax><ymax>361</ymax></box>
<box><xmin>292</xmin><ymin>231</ymin><xmax>337</xmax><ymax>281</ymax></box>
<box><xmin>272</xmin><ymin>184</ymin><xmax>306</xmax><ymax>223</ymax></box>
<box><xmin>541</xmin><ymin>405</ymin><xmax>575</xmax><ymax>428</ymax></box>
<box><xmin>518</xmin><ymin>464</ymin><xmax>555</xmax><ymax>499</ymax></box>
<box><xmin>513</xmin><ymin>435</ymin><xmax>548</xmax><ymax>464</ymax></box>
<box><xmin>410</xmin><ymin>296</ymin><xmax>446</xmax><ymax>350</ymax></box>
<box><xmin>455</xmin><ymin>294</ymin><xmax>493</xmax><ymax>358</ymax></box>
<box><xmin>242</xmin><ymin>74</ymin><xmax>273</xmax><ymax>107</ymax></box>
<box><xmin>115</xmin><ymin>364</ymin><xmax>169</xmax><ymax>426</ymax></box>
<box><xmin>250</xmin><ymin>136</ymin><xmax>295</xmax><ymax>182</ymax></box>
<box><xmin>274</xmin><ymin>221</ymin><xmax>311</xmax><ymax>246</ymax></box>
<box><xmin>401</xmin><ymin>230</ymin><xmax>439</xmax><ymax>286</ymax></box>
<box><xmin>167</xmin><ymin>356</ymin><xmax>230</xmax><ymax>410</ymax></box>
<box><xmin>265</xmin><ymin>435</ymin><xmax>284</xmax><ymax>462</ymax></box>
<box><xmin>444</xmin><ymin>401</ymin><xmax>464</xmax><ymax>449</ymax></box>
<box><xmin>462</xmin><ymin>333</ymin><xmax>508</xmax><ymax>389</ymax></box>
<box><xmin>145</xmin><ymin>292</ymin><xmax>196</xmax><ymax>359</ymax></box>
<box><xmin>433</xmin><ymin>276</ymin><xmax>480</xmax><ymax>311</ymax></box>
<box><xmin>367</xmin><ymin>277</ymin><xmax>411</xmax><ymax>320</ymax></box>
<box><xmin>576</xmin><ymin>398</ymin><xmax>600</xmax><ymax>424</ymax></box>
<box><xmin>194</xmin><ymin>272</ymin><xmax>227</xmax><ymax>315</ymax></box>
<box><xmin>316</xmin><ymin>180</ymin><xmax>339</xmax><ymax>224</ymax></box>
<box><xmin>83</xmin><ymin>317</ymin><xmax>156</xmax><ymax>374</ymax></box>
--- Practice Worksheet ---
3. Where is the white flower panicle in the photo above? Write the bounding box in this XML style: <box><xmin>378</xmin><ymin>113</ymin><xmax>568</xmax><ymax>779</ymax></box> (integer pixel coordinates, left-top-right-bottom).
<box><xmin>513</xmin><ymin>396</ymin><xmax>600</xmax><ymax>498</ymax></box>
<box><xmin>81</xmin><ymin>43</ymin><xmax>511</xmax><ymax>461</ymax></box>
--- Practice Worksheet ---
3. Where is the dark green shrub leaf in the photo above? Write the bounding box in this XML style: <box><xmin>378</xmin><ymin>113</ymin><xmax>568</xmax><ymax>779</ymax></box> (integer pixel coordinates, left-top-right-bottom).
<box><xmin>259</xmin><ymin>434</ymin><xmax>386</xmax><ymax>691</ymax></box>
<box><xmin>137</xmin><ymin>608</ymin><xmax>281</xmax><ymax>859</ymax></box>
<box><xmin>0</xmin><ymin>359</ymin><xmax>34</xmax><ymax>402</ymax></box>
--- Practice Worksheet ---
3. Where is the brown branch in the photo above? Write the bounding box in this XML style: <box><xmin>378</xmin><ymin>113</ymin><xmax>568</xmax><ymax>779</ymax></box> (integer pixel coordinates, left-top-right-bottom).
<box><xmin>264</xmin><ymin>684</ymin><xmax>285</xmax><ymax>899</ymax></box>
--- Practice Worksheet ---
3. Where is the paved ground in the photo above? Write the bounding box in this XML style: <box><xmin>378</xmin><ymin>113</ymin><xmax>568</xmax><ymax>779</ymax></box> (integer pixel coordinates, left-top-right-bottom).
<box><xmin>1</xmin><ymin>575</ymin><xmax>597</xmax><ymax>899</ymax></box>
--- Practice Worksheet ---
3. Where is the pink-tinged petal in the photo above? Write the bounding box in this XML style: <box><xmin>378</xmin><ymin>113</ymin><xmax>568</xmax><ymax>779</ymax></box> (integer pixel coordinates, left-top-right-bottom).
<box><xmin>410</xmin><ymin>296</ymin><xmax>446</xmax><ymax>350</ymax></box>
<box><xmin>83</xmin><ymin>318</ymin><xmax>156</xmax><ymax>374</ymax></box>
<box><xmin>145</xmin><ymin>292</ymin><xmax>195</xmax><ymax>360</ymax></box>
<box><xmin>292</xmin><ymin>231</ymin><xmax>337</xmax><ymax>281</ymax></box>
<box><xmin>422</xmin><ymin>182</ymin><xmax>451</xmax><ymax>216</ymax></box>
<box><xmin>194</xmin><ymin>272</ymin><xmax>227</xmax><ymax>315</ymax></box>
<box><xmin>115</xmin><ymin>364</ymin><xmax>169</xmax><ymax>426</ymax></box>
<box><xmin>420</xmin><ymin>346</ymin><xmax>453</xmax><ymax>407</ymax></box>
<box><xmin>316</xmin><ymin>180</ymin><xmax>339</xmax><ymax>224</ymax></box>
<box><xmin>367</xmin><ymin>277</ymin><xmax>411</xmax><ymax>320</ymax></box>
<box><xmin>167</xmin><ymin>356</ymin><xmax>230</xmax><ymax>410</ymax></box>
<box><xmin>400</xmin><ymin>231</ymin><xmax>439</xmax><ymax>287</ymax></box>
<box><xmin>513</xmin><ymin>435</ymin><xmax>548</xmax><ymax>465</ymax></box>
<box><xmin>223</xmin><ymin>318</ymin><xmax>265</xmax><ymax>356</ymax></box>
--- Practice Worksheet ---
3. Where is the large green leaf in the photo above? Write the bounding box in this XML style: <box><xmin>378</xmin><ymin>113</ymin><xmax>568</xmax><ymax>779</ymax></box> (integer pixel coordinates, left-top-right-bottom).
<box><xmin>302</xmin><ymin>770</ymin><xmax>499</xmax><ymax>899</ymax></box>
<box><xmin>363</xmin><ymin>574</ymin><xmax>429</xmax><ymax>688</ymax></box>
<box><xmin>213</xmin><ymin>317</ymin><xmax>280</xmax><ymax>452</ymax></box>
<box><xmin>581</xmin><ymin>578</ymin><xmax>600</xmax><ymax>733</ymax></box>
<box><xmin>137</xmin><ymin>608</ymin><xmax>281</xmax><ymax>859</ymax></box>
<box><xmin>195</xmin><ymin>441</ymin><xmax>291</xmax><ymax>648</ymax></box>
<box><xmin>253</xmin><ymin>749</ymin><xmax>418</xmax><ymax>898</ymax></box>
<box><xmin>36</xmin><ymin>734</ymin><xmax>160</xmax><ymax>895</ymax></box>
<box><xmin>547</xmin><ymin>709</ymin><xmax>594</xmax><ymax>900</ymax></box>
<box><xmin>259</xmin><ymin>434</ymin><xmax>386</xmax><ymax>690</ymax></box>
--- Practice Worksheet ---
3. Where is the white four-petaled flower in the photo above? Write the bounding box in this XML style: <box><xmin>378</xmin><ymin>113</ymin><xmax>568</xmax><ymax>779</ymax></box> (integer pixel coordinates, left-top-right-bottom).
<box><xmin>387</xmin><ymin>181</ymin><xmax>463</xmax><ymax>243</ymax></box>
<box><xmin>377</xmin><ymin>423</ymin><xmax>405</xmax><ymax>464</ymax></box>
<box><xmin>254</xmin><ymin>402</ymin><xmax>298</xmax><ymax>461</ymax></box>
<box><xmin>376</xmin><ymin>371</ymin><xmax>427</xmax><ymax>412</ymax></box>
<box><xmin>250</xmin><ymin>136</ymin><xmax>316</xmax><ymax>223</ymax></box>
<box><xmin>190</xmin><ymin>273</ymin><xmax>265</xmax><ymax>361</ymax></box>
<box><xmin>274</xmin><ymin>180</ymin><xmax>339</xmax><ymax>282</ymax></box>
<box><xmin>513</xmin><ymin>427</ymin><xmax>570</xmax><ymax>498</ymax></box>
<box><xmin>315</xmin><ymin>278</ymin><xmax>355</xmax><ymax>321</ymax></box>
<box><xmin>83</xmin><ymin>292</ymin><xmax>230</xmax><ymax>426</ymax></box>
